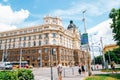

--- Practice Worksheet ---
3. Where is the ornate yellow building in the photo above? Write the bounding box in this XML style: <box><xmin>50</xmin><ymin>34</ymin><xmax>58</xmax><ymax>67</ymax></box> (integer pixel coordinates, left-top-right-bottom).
<box><xmin>0</xmin><ymin>16</ymin><xmax>86</xmax><ymax>67</ymax></box>
<box><xmin>103</xmin><ymin>44</ymin><xmax>119</xmax><ymax>53</ymax></box>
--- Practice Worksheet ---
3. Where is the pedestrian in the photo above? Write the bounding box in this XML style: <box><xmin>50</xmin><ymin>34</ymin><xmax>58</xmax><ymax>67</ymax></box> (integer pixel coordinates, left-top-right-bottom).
<box><xmin>111</xmin><ymin>61</ymin><xmax>116</xmax><ymax>73</ymax></box>
<box><xmin>78</xmin><ymin>65</ymin><xmax>81</xmax><ymax>75</ymax></box>
<box><xmin>96</xmin><ymin>64</ymin><xmax>99</xmax><ymax>70</ymax></box>
<box><xmin>57</xmin><ymin>62</ymin><xmax>63</xmax><ymax>80</ymax></box>
<box><xmin>81</xmin><ymin>64</ymin><xmax>85</xmax><ymax>76</ymax></box>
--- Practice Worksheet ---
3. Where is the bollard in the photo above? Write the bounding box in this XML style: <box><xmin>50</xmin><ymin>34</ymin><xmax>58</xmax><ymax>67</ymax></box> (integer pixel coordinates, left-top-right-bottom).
<box><xmin>72</xmin><ymin>67</ymin><xmax>74</xmax><ymax>75</ymax></box>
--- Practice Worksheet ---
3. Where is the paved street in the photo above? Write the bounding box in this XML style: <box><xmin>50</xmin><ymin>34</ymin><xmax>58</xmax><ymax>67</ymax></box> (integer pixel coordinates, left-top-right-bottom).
<box><xmin>32</xmin><ymin>66</ymin><xmax>88</xmax><ymax>80</ymax></box>
<box><xmin>32</xmin><ymin>65</ymin><xmax>120</xmax><ymax>80</ymax></box>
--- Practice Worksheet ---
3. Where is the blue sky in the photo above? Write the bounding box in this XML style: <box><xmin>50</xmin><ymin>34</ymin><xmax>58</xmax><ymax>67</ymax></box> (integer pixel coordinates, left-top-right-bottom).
<box><xmin>0</xmin><ymin>0</ymin><xmax>120</xmax><ymax>57</ymax></box>
<box><xmin>1</xmin><ymin>0</ymin><xmax>120</xmax><ymax>32</ymax></box>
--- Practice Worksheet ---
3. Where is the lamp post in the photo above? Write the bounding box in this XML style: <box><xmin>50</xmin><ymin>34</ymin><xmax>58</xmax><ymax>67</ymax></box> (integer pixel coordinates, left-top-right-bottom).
<box><xmin>82</xmin><ymin>10</ymin><xmax>92</xmax><ymax>76</ymax></box>
<box><xmin>19</xmin><ymin>44</ymin><xmax>22</xmax><ymax>68</ymax></box>
<box><xmin>38</xmin><ymin>49</ymin><xmax>42</xmax><ymax>67</ymax></box>
<box><xmin>50</xmin><ymin>48</ymin><xmax>56</xmax><ymax>80</ymax></box>
<box><xmin>91</xmin><ymin>45</ymin><xmax>96</xmax><ymax>70</ymax></box>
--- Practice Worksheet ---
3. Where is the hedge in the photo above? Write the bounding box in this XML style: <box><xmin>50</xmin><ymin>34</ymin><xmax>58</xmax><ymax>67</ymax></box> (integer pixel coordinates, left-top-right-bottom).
<box><xmin>0</xmin><ymin>69</ymin><xmax>34</xmax><ymax>80</ymax></box>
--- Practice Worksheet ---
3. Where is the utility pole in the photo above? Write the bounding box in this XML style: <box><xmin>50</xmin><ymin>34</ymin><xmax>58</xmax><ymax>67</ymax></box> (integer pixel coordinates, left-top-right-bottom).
<box><xmin>82</xmin><ymin>10</ymin><xmax>92</xmax><ymax>76</ymax></box>
<box><xmin>100</xmin><ymin>37</ymin><xmax>106</xmax><ymax>69</ymax></box>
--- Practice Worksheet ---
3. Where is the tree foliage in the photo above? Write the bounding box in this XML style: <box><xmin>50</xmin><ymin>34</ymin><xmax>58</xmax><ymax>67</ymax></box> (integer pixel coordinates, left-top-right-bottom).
<box><xmin>94</xmin><ymin>47</ymin><xmax>120</xmax><ymax>64</ymax></box>
<box><xmin>109</xmin><ymin>8</ymin><xmax>120</xmax><ymax>46</ymax></box>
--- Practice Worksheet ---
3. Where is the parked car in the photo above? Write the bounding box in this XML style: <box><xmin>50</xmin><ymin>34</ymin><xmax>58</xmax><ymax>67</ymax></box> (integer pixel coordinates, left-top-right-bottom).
<box><xmin>0</xmin><ymin>62</ymin><xmax>12</xmax><ymax>70</ymax></box>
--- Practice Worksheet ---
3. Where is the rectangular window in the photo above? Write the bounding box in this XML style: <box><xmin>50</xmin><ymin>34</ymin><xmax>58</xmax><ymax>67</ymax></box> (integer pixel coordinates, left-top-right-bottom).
<box><xmin>19</xmin><ymin>37</ymin><xmax>21</xmax><ymax>41</ymax></box>
<box><xmin>20</xmin><ymin>31</ymin><xmax>22</xmax><ymax>34</ymax></box>
<box><xmin>13</xmin><ymin>43</ymin><xmax>15</xmax><ymax>48</ymax></box>
<box><xmin>13</xmin><ymin>38</ymin><xmax>16</xmax><ymax>42</ymax></box>
<box><xmin>0</xmin><ymin>40</ymin><xmax>2</xmax><ymax>43</ymax></box>
<box><xmin>45</xmin><ymin>40</ymin><xmax>48</xmax><ymax>44</ymax></box>
<box><xmin>39</xmin><ymin>34</ymin><xmax>42</xmax><ymax>39</ymax></box>
<box><xmin>24</xmin><ymin>36</ymin><xmax>26</xmax><ymax>41</ymax></box>
<box><xmin>14</xmin><ymin>32</ymin><xmax>17</xmax><ymax>35</ymax></box>
<box><xmin>9</xmin><ymin>39</ymin><xmax>11</xmax><ymax>42</ymax></box>
<box><xmin>45</xmin><ymin>33</ymin><xmax>49</xmax><ymax>38</ymax></box>
<box><xmin>52</xmin><ymin>33</ymin><xmax>56</xmax><ymax>38</ymax></box>
<box><xmin>39</xmin><ymin>41</ymin><xmax>41</xmax><ymax>46</ymax></box>
<box><xmin>24</xmin><ymin>30</ymin><xmax>27</xmax><ymax>34</ymax></box>
<box><xmin>28</xmin><ymin>36</ymin><xmax>31</xmax><ymax>40</ymax></box>
<box><xmin>33</xmin><ymin>29</ymin><xmax>37</xmax><ymax>32</ymax></box>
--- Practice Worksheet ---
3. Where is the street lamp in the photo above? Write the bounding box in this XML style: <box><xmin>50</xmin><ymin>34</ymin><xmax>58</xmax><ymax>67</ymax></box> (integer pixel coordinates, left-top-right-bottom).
<box><xmin>82</xmin><ymin>10</ymin><xmax>92</xmax><ymax>76</ymax></box>
<box><xmin>50</xmin><ymin>48</ymin><xmax>56</xmax><ymax>80</ymax></box>
<box><xmin>38</xmin><ymin>49</ymin><xmax>42</xmax><ymax>67</ymax></box>
<box><xmin>19</xmin><ymin>44</ymin><xmax>22</xmax><ymax>68</ymax></box>
<box><xmin>2</xmin><ymin>48</ymin><xmax>5</xmax><ymax>62</ymax></box>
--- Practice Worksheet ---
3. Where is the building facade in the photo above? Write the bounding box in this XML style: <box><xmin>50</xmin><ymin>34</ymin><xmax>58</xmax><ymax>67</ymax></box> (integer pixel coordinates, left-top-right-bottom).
<box><xmin>103</xmin><ymin>44</ymin><xmax>119</xmax><ymax>53</ymax></box>
<box><xmin>0</xmin><ymin>16</ymin><xmax>86</xmax><ymax>67</ymax></box>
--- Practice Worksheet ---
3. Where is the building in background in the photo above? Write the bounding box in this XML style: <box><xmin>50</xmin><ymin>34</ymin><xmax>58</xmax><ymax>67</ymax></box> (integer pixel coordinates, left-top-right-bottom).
<box><xmin>0</xmin><ymin>16</ymin><xmax>87</xmax><ymax>67</ymax></box>
<box><xmin>103</xmin><ymin>44</ymin><xmax>119</xmax><ymax>53</ymax></box>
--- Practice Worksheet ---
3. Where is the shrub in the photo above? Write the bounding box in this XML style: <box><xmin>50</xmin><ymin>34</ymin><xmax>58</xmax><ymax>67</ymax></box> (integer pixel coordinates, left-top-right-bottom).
<box><xmin>0</xmin><ymin>69</ymin><xmax>34</xmax><ymax>80</ymax></box>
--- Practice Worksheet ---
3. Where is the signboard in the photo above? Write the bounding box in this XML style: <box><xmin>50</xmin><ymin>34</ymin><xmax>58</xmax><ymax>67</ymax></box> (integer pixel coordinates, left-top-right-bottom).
<box><xmin>81</xmin><ymin>33</ymin><xmax>89</xmax><ymax>45</ymax></box>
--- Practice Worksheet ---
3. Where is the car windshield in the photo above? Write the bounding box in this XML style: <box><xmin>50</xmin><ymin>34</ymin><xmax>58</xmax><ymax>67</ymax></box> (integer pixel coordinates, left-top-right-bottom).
<box><xmin>5</xmin><ymin>63</ymin><xmax>12</xmax><ymax>66</ymax></box>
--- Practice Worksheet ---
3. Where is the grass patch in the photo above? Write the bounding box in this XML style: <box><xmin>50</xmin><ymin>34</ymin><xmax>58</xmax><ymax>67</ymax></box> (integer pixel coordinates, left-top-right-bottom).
<box><xmin>101</xmin><ymin>68</ymin><xmax>120</xmax><ymax>72</ymax></box>
<box><xmin>85</xmin><ymin>73</ymin><xmax>120</xmax><ymax>80</ymax></box>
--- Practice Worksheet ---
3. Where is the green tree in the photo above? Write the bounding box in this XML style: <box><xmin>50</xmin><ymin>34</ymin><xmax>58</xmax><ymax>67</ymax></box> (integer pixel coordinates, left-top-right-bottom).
<box><xmin>109</xmin><ymin>8</ymin><xmax>120</xmax><ymax>46</ymax></box>
<box><xmin>94</xmin><ymin>47</ymin><xmax>120</xmax><ymax>64</ymax></box>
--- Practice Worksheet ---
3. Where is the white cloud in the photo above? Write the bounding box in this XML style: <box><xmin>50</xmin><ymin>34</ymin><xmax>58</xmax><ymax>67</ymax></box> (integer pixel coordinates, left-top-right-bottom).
<box><xmin>0</xmin><ymin>23</ymin><xmax>17</xmax><ymax>32</ymax></box>
<box><xmin>0</xmin><ymin>4</ymin><xmax>29</xmax><ymax>32</ymax></box>
<box><xmin>50</xmin><ymin>0</ymin><xmax>120</xmax><ymax>18</ymax></box>
<box><xmin>87</xmin><ymin>19</ymin><xmax>116</xmax><ymax>57</ymax></box>
<box><xmin>87</xmin><ymin>19</ymin><xmax>115</xmax><ymax>45</ymax></box>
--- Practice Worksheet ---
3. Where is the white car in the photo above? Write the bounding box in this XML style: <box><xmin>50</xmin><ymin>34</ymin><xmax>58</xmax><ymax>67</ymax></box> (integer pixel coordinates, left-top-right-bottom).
<box><xmin>0</xmin><ymin>62</ymin><xmax>12</xmax><ymax>70</ymax></box>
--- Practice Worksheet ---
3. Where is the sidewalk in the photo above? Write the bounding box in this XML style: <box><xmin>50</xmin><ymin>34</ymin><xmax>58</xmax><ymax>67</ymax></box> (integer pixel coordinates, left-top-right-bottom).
<box><xmin>62</xmin><ymin>75</ymin><xmax>86</xmax><ymax>80</ymax></box>
<box><xmin>62</xmin><ymin>72</ymin><xmax>88</xmax><ymax>80</ymax></box>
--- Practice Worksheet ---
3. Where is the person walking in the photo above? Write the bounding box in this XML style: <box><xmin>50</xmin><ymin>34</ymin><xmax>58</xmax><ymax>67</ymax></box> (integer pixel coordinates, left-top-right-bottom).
<box><xmin>111</xmin><ymin>61</ymin><xmax>116</xmax><ymax>73</ymax></box>
<box><xmin>57</xmin><ymin>62</ymin><xmax>63</xmax><ymax>80</ymax></box>
<box><xmin>78</xmin><ymin>65</ymin><xmax>81</xmax><ymax>75</ymax></box>
<box><xmin>81</xmin><ymin>64</ymin><xmax>85</xmax><ymax>76</ymax></box>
